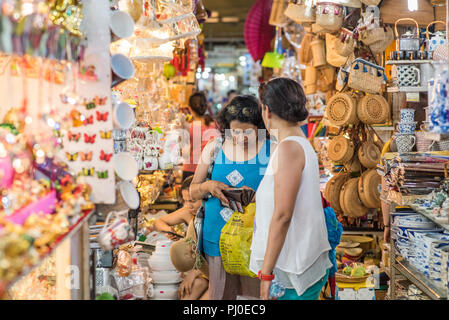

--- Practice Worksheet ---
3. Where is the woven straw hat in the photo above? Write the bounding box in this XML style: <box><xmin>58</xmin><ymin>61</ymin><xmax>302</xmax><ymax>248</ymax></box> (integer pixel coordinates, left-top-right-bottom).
<box><xmin>358</xmin><ymin>141</ymin><xmax>381</xmax><ymax>169</ymax></box>
<box><xmin>344</xmin><ymin>247</ymin><xmax>363</xmax><ymax>257</ymax></box>
<box><xmin>284</xmin><ymin>2</ymin><xmax>316</xmax><ymax>24</ymax></box>
<box><xmin>358</xmin><ymin>169</ymin><xmax>381</xmax><ymax>208</ymax></box>
<box><xmin>324</xmin><ymin>172</ymin><xmax>349</xmax><ymax>213</ymax></box>
<box><xmin>328</xmin><ymin>135</ymin><xmax>355</xmax><ymax>163</ymax></box>
<box><xmin>327</xmin><ymin>92</ymin><xmax>358</xmax><ymax>126</ymax></box>
<box><xmin>357</xmin><ymin>94</ymin><xmax>389</xmax><ymax>125</ymax></box>
<box><xmin>340</xmin><ymin>178</ymin><xmax>369</xmax><ymax>217</ymax></box>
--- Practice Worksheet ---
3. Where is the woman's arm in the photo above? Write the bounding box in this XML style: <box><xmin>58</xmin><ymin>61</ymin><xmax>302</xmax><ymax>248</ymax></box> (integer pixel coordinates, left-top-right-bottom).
<box><xmin>154</xmin><ymin>207</ymin><xmax>193</xmax><ymax>240</ymax></box>
<box><xmin>190</xmin><ymin>139</ymin><xmax>231</xmax><ymax>205</ymax></box>
<box><xmin>259</xmin><ymin>141</ymin><xmax>305</xmax><ymax>299</ymax></box>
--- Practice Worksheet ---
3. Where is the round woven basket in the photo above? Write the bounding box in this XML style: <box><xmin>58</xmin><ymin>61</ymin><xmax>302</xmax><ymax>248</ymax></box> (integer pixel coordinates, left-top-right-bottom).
<box><xmin>324</xmin><ymin>172</ymin><xmax>349</xmax><ymax>213</ymax></box>
<box><xmin>327</xmin><ymin>92</ymin><xmax>358</xmax><ymax>126</ymax></box>
<box><xmin>340</xmin><ymin>178</ymin><xmax>369</xmax><ymax>218</ymax></box>
<box><xmin>357</xmin><ymin>95</ymin><xmax>389</xmax><ymax>125</ymax></box>
<box><xmin>328</xmin><ymin>136</ymin><xmax>355</xmax><ymax>163</ymax></box>
<box><xmin>358</xmin><ymin>142</ymin><xmax>381</xmax><ymax>169</ymax></box>
<box><xmin>344</xmin><ymin>154</ymin><xmax>361</xmax><ymax>172</ymax></box>
<box><xmin>358</xmin><ymin>169</ymin><xmax>381</xmax><ymax>208</ymax></box>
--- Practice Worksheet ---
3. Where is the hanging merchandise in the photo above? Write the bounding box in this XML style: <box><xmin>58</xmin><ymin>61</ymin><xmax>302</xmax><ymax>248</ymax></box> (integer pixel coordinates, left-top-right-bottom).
<box><xmin>310</xmin><ymin>37</ymin><xmax>326</xmax><ymax>67</ymax></box>
<box><xmin>270</xmin><ymin>0</ymin><xmax>290</xmax><ymax>27</ymax></box>
<box><xmin>283</xmin><ymin>19</ymin><xmax>306</xmax><ymax>49</ymax></box>
<box><xmin>316</xmin><ymin>2</ymin><xmax>345</xmax><ymax>33</ymax></box>
<box><xmin>429</xmin><ymin>62</ymin><xmax>449</xmax><ymax>133</ymax></box>
<box><xmin>326</xmin><ymin>92</ymin><xmax>358</xmax><ymax>126</ymax></box>
<box><xmin>347</xmin><ymin>58</ymin><xmax>385</xmax><ymax>94</ymax></box>
<box><xmin>358</xmin><ymin>169</ymin><xmax>381</xmax><ymax>209</ymax></box>
<box><xmin>325</xmin><ymin>33</ymin><xmax>350</xmax><ymax>67</ymax></box>
<box><xmin>328</xmin><ymin>135</ymin><xmax>355</xmax><ymax>163</ymax></box>
<box><xmin>335</xmin><ymin>28</ymin><xmax>356</xmax><ymax>57</ymax></box>
<box><xmin>356</xmin><ymin>94</ymin><xmax>389</xmax><ymax>125</ymax></box>
<box><xmin>324</xmin><ymin>172</ymin><xmax>350</xmax><ymax>213</ymax></box>
<box><xmin>284</xmin><ymin>0</ymin><xmax>316</xmax><ymax>25</ymax></box>
<box><xmin>339</xmin><ymin>178</ymin><xmax>369</xmax><ymax>218</ymax></box>
<box><xmin>357</xmin><ymin>139</ymin><xmax>381</xmax><ymax>169</ymax></box>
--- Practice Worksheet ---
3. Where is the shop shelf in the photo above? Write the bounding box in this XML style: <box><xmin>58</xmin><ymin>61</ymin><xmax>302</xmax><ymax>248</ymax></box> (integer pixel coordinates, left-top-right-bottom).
<box><xmin>386</xmin><ymin>60</ymin><xmax>433</xmax><ymax>65</ymax></box>
<box><xmin>5</xmin><ymin>209</ymin><xmax>95</xmax><ymax>291</ymax></box>
<box><xmin>407</xmin><ymin>204</ymin><xmax>449</xmax><ymax>232</ymax></box>
<box><xmin>393</xmin><ymin>258</ymin><xmax>447</xmax><ymax>300</ymax></box>
<box><xmin>387</xmin><ymin>86</ymin><xmax>428</xmax><ymax>93</ymax></box>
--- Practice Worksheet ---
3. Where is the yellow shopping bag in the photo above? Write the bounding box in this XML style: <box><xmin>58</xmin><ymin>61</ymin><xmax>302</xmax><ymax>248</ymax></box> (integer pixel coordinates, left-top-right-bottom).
<box><xmin>219</xmin><ymin>203</ymin><xmax>257</xmax><ymax>278</ymax></box>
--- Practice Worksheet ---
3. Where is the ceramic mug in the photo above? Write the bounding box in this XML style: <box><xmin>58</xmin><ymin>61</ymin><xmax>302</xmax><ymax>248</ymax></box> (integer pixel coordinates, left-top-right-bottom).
<box><xmin>400</xmin><ymin>108</ymin><xmax>415</xmax><ymax>122</ymax></box>
<box><xmin>394</xmin><ymin>134</ymin><xmax>416</xmax><ymax>153</ymax></box>
<box><xmin>113</xmin><ymin>102</ymin><xmax>135</xmax><ymax>129</ymax></box>
<box><xmin>110</xmin><ymin>10</ymin><xmax>135</xmax><ymax>43</ymax></box>
<box><xmin>396</xmin><ymin>121</ymin><xmax>417</xmax><ymax>133</ymax></box>
<box><xmin>111</xmin><ymin>54</ymin><xmax>135</xmax><ymax>88</ymax></box>
<box><xmin>397</xmin><ymin>65</ymin><xmax>421</xmax><ymax>87</ymax></box>
<box><xmin>143</xmin><ymin>155</ymin><xmax>158</xmax><ymax>171</ymax></box>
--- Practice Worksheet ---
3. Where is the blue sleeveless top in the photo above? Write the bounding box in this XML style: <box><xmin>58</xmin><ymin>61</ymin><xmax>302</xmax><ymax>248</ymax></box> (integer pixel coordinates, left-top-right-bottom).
<box><xmin>202</xmin><ymin>140</ymin><xmax>271</xmax><ymax>257</ymax></box>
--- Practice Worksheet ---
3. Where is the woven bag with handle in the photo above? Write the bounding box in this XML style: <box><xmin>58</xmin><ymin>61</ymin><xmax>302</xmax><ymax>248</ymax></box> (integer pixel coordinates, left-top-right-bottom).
<box><xmin>357</xmin><ymin>94</ymin><xmax>390</xmax><ymax>125</ymax></box>
<box><xmin>340</xmin><ymin>178</ymin><xmax>369</xmax><ymax>217</ymax></box>
<box><xmin>326</xmin><ymin>92</ymin><xmax>358</xmax><ymax>126</ymax></box>
<box><xmin>328</xmin><ymin>135</ymin><xmax>355</xmax><ymax>163</ymax></box>
<box><xmin>348</xmin><ymin>58</ymin><xmax>385</xmax><ymax>94</ymax></box>
<box><xmin>358</xmin><ymin>169</ymin><xmax>381</xmax><ymax>209</ymax></box>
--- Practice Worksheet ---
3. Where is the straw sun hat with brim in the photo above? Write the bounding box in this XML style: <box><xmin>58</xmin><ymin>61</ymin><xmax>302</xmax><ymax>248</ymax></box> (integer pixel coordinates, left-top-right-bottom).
<box><xmin>358</xmin><ymin>169</ymin><xmax>381</xmax><ymax>208</ymax></box>
<box><xmin>328</xmin><ymin>135</ymin><xmax>355</xmax><ymax>163</ymax></box>
<box><xmin>326</xmin><ymin>92</ymin><xmax>358</xmax><ymax>126</ymax></box>
<box><xmin>344</xmin><ymin>247</ymin><xmax>363</xmax><ymax>257</ymax></box>
<box><xmin>339</xmin><ymin>178</ymin><xmax>369</xmax><ymax>218</ymax></box>
<box><xmin>324</xmin><ymin>172</ymin><xmax>350</xmax><ymax>213</ymax></box>
<box><xmin>169</xmin><ymin>222</ymin><xmax>209</xmax><ymax>279</ymax></box>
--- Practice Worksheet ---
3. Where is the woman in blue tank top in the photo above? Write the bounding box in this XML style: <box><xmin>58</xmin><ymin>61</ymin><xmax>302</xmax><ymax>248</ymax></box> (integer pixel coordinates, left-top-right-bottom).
<box><xmin>190</xmin><ymin>95</ymin><xmax>271</xmax><ymax>300</ymax></box>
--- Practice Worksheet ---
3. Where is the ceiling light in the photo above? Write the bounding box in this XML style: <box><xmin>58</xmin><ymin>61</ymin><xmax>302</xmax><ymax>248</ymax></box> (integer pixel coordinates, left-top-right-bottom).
<box><xmin>221</xmin><ymin>17</ymin><xmax>239</xmax><ymax>23</ymax></box>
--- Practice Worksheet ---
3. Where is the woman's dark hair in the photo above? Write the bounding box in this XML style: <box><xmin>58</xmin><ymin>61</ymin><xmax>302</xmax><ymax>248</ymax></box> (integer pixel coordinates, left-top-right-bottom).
<box><xmin>180</xmin><ymin>175</ymin><xmax>194</xmax><ymax>192</ymax></box>
<box><xmin>215</xmin><ymin>95</ymin><xmax>266</xmax><ymax>135</ymax></box>
<box><xmin>259</xmin><ymin>77</ymin><xmax>308</xmax><ymax>122</ymax></box>
<box><xmin>188</xmin><ymin>92</ymin><xmax>213</xmax><ymax>126</ymax></box>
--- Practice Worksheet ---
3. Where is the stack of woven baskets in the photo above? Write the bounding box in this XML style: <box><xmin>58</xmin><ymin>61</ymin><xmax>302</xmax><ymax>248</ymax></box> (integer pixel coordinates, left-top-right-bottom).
<box><xmin>325</xmin><ymin>128</ymin><xmax>382</xmax><ymax>218</ymax></box>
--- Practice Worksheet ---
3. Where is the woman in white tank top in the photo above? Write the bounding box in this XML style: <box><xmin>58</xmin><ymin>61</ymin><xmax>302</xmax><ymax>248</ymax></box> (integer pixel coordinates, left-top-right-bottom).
<box><xmin>250</xmin><ymin>78</ymin><xmax>332</xmax><ymax>300</ymax></box>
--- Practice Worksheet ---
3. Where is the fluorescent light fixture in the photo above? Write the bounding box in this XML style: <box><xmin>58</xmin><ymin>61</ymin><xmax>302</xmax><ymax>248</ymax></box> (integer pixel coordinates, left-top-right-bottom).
<box><xmin>206</xmin><ymin>17</ymin><xmax>220</xmax><ymax>23</ymax></box>
<box><xmin>408</xmin><ymin>0</ymin><xmax>418</xmax><ymax>11</ymax></box>
<box><xmin>211</xmin><ymin>11</ymin><xmax>219</xmax><ymax>18</ymax></box>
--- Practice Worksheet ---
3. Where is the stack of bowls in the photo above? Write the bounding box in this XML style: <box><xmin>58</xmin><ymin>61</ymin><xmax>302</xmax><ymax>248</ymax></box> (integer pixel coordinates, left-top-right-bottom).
<box><xmin>147</xmin><ymin>240</ymin><xmax>182</xmax><ymax>300</ymax></box>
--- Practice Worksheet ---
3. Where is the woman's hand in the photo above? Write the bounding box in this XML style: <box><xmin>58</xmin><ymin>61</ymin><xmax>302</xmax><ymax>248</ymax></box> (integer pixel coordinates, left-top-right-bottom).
<box><xmin>163</xmin><ymin>228</ymin><xmax>181</xmax><ymax>241</ymax></box>
<box><xmin>178</xmin><ymin>270</ymin><xmax>200</xmax><ymax>299</ymax></box>
<box><xmin>260</xmin><ymin>280</ymin><xmax>272</xmax><ymax>300</ymax></box>
<box><xmin>203</xmin><ymin>180</ymin><xmax>232</xmax><ymax>206</ymax></box>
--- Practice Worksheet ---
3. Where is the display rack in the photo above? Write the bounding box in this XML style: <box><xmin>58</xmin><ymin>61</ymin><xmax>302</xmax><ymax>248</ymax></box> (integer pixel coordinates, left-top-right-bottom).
<box><xmin>6</xmin><ymin>209</ymin><xmax>95</xmax><ymax>296</ymax></box>
<box><xmin>388</xmin><ymin>202</ymin><xmax>449</xmax><ymax>300</ymax></box>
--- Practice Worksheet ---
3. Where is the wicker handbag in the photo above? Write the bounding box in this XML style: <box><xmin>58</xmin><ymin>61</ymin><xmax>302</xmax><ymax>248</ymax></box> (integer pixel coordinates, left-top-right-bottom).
<box><xmin>344</xmin><ymin>154</ymin><xmax>361</xmax><ymax>172</ymax></box>
<box><xmin>328</xmin><ymin>135</ymin><xmax>355</xmax><ymax>163</ymax></box>
<box><xmin>324</xmin><ymin>172</ymin><xmax>349</xmax><ymax>213</ymax></box>
<box><xmin>326</xmin><ymin>92</ymin><xmax>358</xmax><ymax>126</ymax></box>
<box><xmin>284</xmin><ymin>0</ymin><xmax>316</xmax><ymax>24</ymax></box>
<box><xmin>369</xmin><ymin>26</ymin><xmax>394</xmax><ymax>54</ymax></box>
<box><xmin>340</xmin><ymin>178</ymin><xmax>369</xmax><ymax>217</ymax></box>
<box><xmin>358</xmin><ymin>169</ymin><xmax>381</xmax><ymax>209</ymax></box>
<box><xmin>326</xmin><ymin>33</ymin><xmax>349</xmax><ymax>67</ymax></box>
<box><xmin>335</xmin><ymin>28</ymin><xmax>355</xmax><ymax>57</ymax></box>
<box><xmin>357</xmin><ymin>94</ymin><xmax>390</xmax><ymax>125</ymax></box>
<box><xmin>304</xmin><ymin>65</ymin><xmax>318</xmax><ymax>85</ymax></box>
<box><xmin>316</xmin><ymin>2</ymin><xmax>344</xmax><ymax>33</ymax></box>
<box><xmin>348</xmin><ymin>58</ymin><xmax>385</xmax><ymax>94</ymax></box>
<box><xmin>358</xmin><ymin>141</ymin><xmax>381</xmax><ymax>169</ymax></box>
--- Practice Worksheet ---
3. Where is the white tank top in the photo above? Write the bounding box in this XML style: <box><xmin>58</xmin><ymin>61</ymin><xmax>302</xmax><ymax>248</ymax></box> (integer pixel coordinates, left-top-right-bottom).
<box><xmin>249</xmin><ymin>136</ymin><xmax>332</xmax><ymax>295</ymax></box>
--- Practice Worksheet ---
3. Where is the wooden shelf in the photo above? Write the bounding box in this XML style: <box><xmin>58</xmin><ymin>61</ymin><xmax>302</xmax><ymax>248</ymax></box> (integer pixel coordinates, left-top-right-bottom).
<box><xmin>387</xmin><ymin>86</ymin><xmax>428</xmax><ymax>93</ymax></box>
